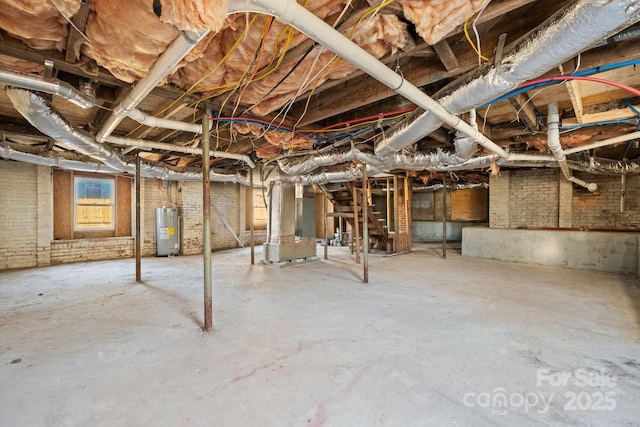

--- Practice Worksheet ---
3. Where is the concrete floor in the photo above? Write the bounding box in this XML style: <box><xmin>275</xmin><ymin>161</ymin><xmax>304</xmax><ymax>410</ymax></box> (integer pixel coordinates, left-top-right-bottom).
<box><xmin>1</xmin><ymin>244</ymin><xmax>639</xmax><ymax>426</ymax></box>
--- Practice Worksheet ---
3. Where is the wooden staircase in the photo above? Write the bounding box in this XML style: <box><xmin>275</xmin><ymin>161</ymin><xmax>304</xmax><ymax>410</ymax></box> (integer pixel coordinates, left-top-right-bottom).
<box><xmin>322</xmin><ymin>181</ymin><xmax>393</xmax><ymax>252</ymax></box>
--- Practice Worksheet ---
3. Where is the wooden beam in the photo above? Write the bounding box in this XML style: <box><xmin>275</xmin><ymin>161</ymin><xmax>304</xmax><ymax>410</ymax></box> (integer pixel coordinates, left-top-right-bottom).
<box><xmin>327</xmin><ymin>212</ymin><xmax>355</xmax><ymax>218</ymax></box>
<box><xmin>65</xmin><ymin>0</ymin><xmax>93</xmax><ymax>63</ymax></box>
<box><xmin>562</xmin><ymin>104</ymin><xmax>640</xmax><ymax>127</ymax></box>
<box><xmin>507</xmin><ymin>93</ymin><xmax>540</xmax><ymax>131</ymax></box>
<box><xmin>287</xmin><ymin>5</ymin><xmax>557</xmax><ymax>127</ymax></box>
<box><xmin>432</xmin><ymin>39</ymin><xmax>459</xmax><ymax>72</ymax></box>
<box><xmin>565</xmin><ymin>80</ymin><xmax>584</xmax><ymax>124</ymax></box>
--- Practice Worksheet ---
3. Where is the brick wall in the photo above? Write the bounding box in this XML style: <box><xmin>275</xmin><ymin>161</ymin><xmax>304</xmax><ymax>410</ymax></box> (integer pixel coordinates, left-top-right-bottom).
<box><xmin>51</xmin><ymin>237</ymin><xmax>134</xmax><ymax>264</ymax></box>
<box><xmin>509</xmin><ymin>169</ymin><xmax>560</xmax><ymax>228</ymax></box>
<box><xmin>489</xmin><ymin>168</ymin><xmax>640</xmax><ymax>230</ymax></box>
<box><xmin>0</xmin><ymin>161</ymin><xmax>39</xmax><ymax>269</ymax></box>
<box><xmin>489</xmin><ymin>171</ymin><xmax>510</xmax><ymax>228</ymax></box>
<box><xmin>572</xmin><ymin>172</ymin><xmax>640</xmax><ymax>229</ymax></box>
<box><xmin>0</xmin><ymin>160</ymin><xmax>265</xmax><ymax>270</ymax></box>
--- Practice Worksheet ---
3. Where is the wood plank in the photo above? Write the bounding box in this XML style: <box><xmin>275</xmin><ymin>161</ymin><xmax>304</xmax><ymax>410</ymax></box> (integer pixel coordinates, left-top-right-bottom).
<box><xmin>565</xmin><ymin>80</ymin><xmax>584</xmax><ymax>124</ymax></box>
<box><xmin>327</xmin><ymin>212</ymin><xmax>355</xmax><ymax>218</ymax></box>
<box><xmin>432</xmin><ymin>39</ymin><xmax>459</xmax><ymax>72</ymax></box>
<box><xmin>507</xmin><ymin>93</ymin><xmax>540</xmax><ymax>131</ymax></box>
<box><xmin>65</xmin><ymin>0</ymin><xmax>93</xmax><ymax>63</ymax></box>
<box><xmin>562</xmin><ymin>104</ymin><xmax>640</xmax><ymax>126</ymax></box>
<box><xmin>116</xmin><ymin>175</ymin><xmax>132</xmax><ymax>237</ymax></box>
<box><xmin>53</xmin><ymin>169</ymin><xmax>73</xmax><ymax>240</ymax></box>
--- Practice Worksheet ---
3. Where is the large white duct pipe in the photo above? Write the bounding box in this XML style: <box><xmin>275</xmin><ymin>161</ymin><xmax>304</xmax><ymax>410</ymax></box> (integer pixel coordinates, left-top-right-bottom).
<box><xmin>105</xmin><ymin>135</ymin><xmax>256</xmax><ymax>168</ymax></box>
<box><xmin>6</xmin><ymin>88</ymin><xmax>248</xmax><ymax>184</ymax></box>
<box><xmin>547</xmin><ymin>102</ymin><xmax>597</xmax><ymax>191</ymax></box>
<box><xmin>0</xmin><ymin>68</ymin><xmax>95</xmax><ymax>109</ymax></box>
<box><xmin>96</xmin><ymin>29</ymin><xmax>208</xmax><ymax>143</ymax></box>
<box><xmin>227</xmin><ymin>0</ymin><xmax>509</xmax><ymax>160</ymax></box>
<box><xmin>375</xmin><ymin>0</ymin><xmax>640</xmax><ymax>157</ymax></box>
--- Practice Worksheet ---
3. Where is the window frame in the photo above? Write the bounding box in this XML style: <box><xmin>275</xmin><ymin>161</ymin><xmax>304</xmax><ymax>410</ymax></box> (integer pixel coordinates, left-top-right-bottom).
<box><xmin>246</xmin><ymin>186</ymin><xmax>268</xmax><ymax>231</ymax></box>
<box><xmin>73</xmin><ymin>176</ymin><xmax>116</xmax><ymax>231</ymax></box>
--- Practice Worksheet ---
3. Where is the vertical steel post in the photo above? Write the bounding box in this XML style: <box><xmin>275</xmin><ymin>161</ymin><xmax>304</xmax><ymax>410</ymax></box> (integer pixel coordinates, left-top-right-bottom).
<box><xmin>362</xmin><ymin>164</ymin><xmax>369</xmax><ymax>283</ymax></box>
<box><xmin>202</xmin><ymin>113</ymin><xmax>213</xmax><ymax>332</ymax></box>
<box><xmin>249</xmin><ymin>170</ymin><xmax>255</xmax><ymax>265</ymax></box>
<box><xmin>352</xmin><ymin>182</ymin><xmax>360</xmax><ymax>264</ymax></box>
<box><xmin>442</xmin><ymin>174</ymin><xmax>447</xmax><ymax>260</ymax></box>
<box><xmin>323</xmin><ymin>191</ymin><xmax>328</xmax><ymax>260</ymax></box>
<box><xmin>135</xmin><ymin>155</ymin><xmax>141</xmax><ymax>283</ymax></box>
<box><xmin>393</xmin><ymin>174</ymin><xmax>399</xmax><ymax>253</ymax></box>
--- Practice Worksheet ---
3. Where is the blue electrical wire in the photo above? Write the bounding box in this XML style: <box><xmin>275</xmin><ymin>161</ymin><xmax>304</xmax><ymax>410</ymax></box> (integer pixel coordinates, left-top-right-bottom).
<box><xmin>480</xmin><ymin>59</ymin><xmax>640</xmax><ymax>108</ymax></box>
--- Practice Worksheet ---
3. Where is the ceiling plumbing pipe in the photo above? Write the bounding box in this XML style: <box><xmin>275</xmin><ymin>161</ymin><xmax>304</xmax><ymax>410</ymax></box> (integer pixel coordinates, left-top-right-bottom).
<box><xmin>105</xmin><ymin>135</ymin><xmax>256</xmax><ymax>168</ymax></box>
<box><xmin>227</xmin><ymin>0</ymin><xmax>510</xmax><ymax>160</ymax></box>
<box><xmin>547</xmin><ymin>102</ymin><xmax>597</xmax><ymax>192</ymax></box>
<box><xmin>0</xmin><ymin>68</ymin><xmax>95</xmax><ymax>109</ymax></box>
<box><xmin>374</xmin><ymin>0</ymin><xmax>640</xmax><ymax>157</ymax></box>
<box><xmin>96</xmin><ymin>29</ymin><xmax>208</xmax><ymax>143</ymax></box>
<box><xmin>6</xmin><ymin>88</ymin><xmax>247</xmax><ymax>184</ymax></box>
<box><xmin>564</xmin><ymin>130</ymin><xmax>640</xmax><ymax>155</ymax></box>
<box><xmin>124</xmin><ymin>107</ymin><xmax>202</xmax><ymax>133</ymax></box>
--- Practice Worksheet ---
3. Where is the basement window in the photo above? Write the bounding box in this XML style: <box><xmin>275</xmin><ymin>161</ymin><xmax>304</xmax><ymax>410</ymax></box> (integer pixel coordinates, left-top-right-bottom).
<box><xmin>53</xmin><ymin>170</ymin><xmax>132</xmax><ymax>240</ymax></box>
<box><xmin>74</xmin><ymin>177</ymin><xmax>115</xmax><ymax>230</ymax></box>
<box><xmin>246</xmin><ymin>187</ymin><xmax>267</xmax><ymax>231</ymax></box>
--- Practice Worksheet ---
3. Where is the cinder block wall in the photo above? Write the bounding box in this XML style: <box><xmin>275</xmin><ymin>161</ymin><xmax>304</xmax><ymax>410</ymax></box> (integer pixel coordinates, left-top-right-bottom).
<box><xmin>490</xmin><ymin>168</ymin><xmax>640</xmax><ymax>230</ymax></box>
<box><xmin>0</xmin><ymin>160</ymin><xmax>266</xmax><ymax>270</ymax></box>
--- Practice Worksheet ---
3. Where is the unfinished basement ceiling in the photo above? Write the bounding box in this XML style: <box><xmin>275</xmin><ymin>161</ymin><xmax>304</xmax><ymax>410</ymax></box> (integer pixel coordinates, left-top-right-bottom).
<box><xmin>1</xmin><ymin>0</ymin><xmax>640</xmax><ymax>185</ymax></box>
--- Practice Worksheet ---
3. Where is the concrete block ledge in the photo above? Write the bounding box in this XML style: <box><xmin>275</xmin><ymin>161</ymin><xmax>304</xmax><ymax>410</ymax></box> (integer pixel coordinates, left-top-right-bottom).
<box><xmin>462</xmin><ymin>227</ymin><xmax>640</xmax><ymax>275</ymax></box>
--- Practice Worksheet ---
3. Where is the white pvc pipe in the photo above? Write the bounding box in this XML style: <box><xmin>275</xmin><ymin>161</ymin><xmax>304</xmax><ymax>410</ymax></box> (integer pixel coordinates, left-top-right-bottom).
<box><xmin>226</xmin><ymin>0</ymin><xmax>510</xmax><ymax>160</ymax></box>
<box><xmin>125</xmin><ymin>108</ymin><xmax>202</xmax><ymax>134</ymax></box>
<box><xmin>564</xmin><ymin>131</ymin><xmax>640</xmax><ymax>155</ymax></box>
<box><xmin>547</xmin><ymin>102</ymin><xmax>597</xmax><ymax>192</ymax></box>
<box><xmin>106</xmin><ymin>135</ymin><xmax>255</xmax><ymax>168</ymax></box>
<box><xmin>96</xmin><ymin>29</ymin><xmax>208</xmax><ymax>143</ymax></box>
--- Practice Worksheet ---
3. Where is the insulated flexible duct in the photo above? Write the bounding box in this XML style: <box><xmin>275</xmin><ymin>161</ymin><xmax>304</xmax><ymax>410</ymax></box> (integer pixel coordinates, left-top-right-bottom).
<box><xmin>375</xmin><ymin>0</ymin><xmax>640</xmax><ymax>157</ymax></box>
<box><xmin>6</xmin><ymin>88</ymin><xmax>247</xmax><ymax>184</ymax></box>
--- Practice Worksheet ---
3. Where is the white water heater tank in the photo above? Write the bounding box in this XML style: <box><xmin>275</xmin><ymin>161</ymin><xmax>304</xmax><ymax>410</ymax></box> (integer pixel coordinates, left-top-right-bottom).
<box><xmin>156</xmin><ymin>207</ymin><xmax>180</xmax><ymax>256</ymax></box>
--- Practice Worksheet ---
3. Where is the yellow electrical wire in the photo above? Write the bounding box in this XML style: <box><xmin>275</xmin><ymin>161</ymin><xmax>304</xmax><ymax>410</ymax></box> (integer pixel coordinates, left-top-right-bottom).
<box><xmin>463</xmin><ymin>4</ymin><xmax>489</xmax><ymax>62</ymax></box>
<box><xmin>293</xmin><ymin>0</ymin><xmax>396</xmax><ymax>128</ymax></box>
<box><xmin>299</xmin><ymin>111</ymin><xmax>414</xmax><ymax>134</ymax></box>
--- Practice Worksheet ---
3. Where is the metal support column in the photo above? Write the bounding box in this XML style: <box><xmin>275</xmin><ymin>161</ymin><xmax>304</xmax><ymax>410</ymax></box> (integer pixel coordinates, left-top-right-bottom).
<box><xmin>202</xmin><ymin>112</ymin><xmax>213</xmax><ymax>332</ymax></box>
<box><xmin>362</xmin><ymin>164</ymin><xmax>369</xmax><ymax>283</ymax></box>
<box><xmin>135</xmin><ymin>155</ymin><xmax>141</xmax><ymax>283</ymax></box>
<box><xmin>352</xmin><ymin>182</ymin><xmax>360</xmax><ymax>264</ymax></box>
<box><xmin>324</xmin><ymin>191</ymin><xmax>328</xmax><ymax>260</ymax></box>
<box><xmin>442</xmin><ymin>174</ymin><xmax>447</xmax><ymax>260</ymax></box>
<box><xmin>393</xmin><ymin>175</ymin><xmax>399</xmax><ymax>253</ymax></box>
<box><xmin>249</xmin><ymin>170</ymin><xmax>255</xmax><ymax>265</ymax></box>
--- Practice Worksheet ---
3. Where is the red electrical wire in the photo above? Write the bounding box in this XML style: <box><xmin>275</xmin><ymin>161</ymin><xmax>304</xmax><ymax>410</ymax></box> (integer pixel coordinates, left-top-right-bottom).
<box><xmin>309</xmin><ymin>108</ymin><xmax>417</xmax><ymax>133</ymax></box>
<box><xmin>210</xmin><ymin>116</ymin><xmax>309</xmax><ymax>138</ymax></box>
<box><xmin>521</xmin><ymin>75</ymin><xmax>640</xmax><ymax>98</ymax></box>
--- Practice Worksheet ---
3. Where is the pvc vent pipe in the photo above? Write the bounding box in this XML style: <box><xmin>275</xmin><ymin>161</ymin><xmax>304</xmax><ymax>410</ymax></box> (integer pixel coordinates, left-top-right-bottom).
<box><xmin>96</xmin><ymin>29</ymin><xmax>208</xmax><ymax>143</ymax></box>
<box><xmin>547</xmin><ymin>102</ymin><xmax>597</xmax><ymax>192</ymax></box>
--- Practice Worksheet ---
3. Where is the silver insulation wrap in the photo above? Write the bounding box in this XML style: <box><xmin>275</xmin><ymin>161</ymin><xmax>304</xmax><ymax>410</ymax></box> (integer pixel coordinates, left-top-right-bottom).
<box><xmin>568</xmin><ymin>157</ymin><xmax>640</xmax><ymax>174</ymax></box>
<box><xmin>0</xmin><ymin>144</ymin><xmax>120</xmax><ymax>173</ymax></box>
<box><xmin>5</xmin><ymin>88</ymin><xmax>248</xmax><ymax>185</ymax></box>
<box><xmin>375</xmin><ymin>0</ymin><xmax>640</xmax><ymax>157</ymax></box>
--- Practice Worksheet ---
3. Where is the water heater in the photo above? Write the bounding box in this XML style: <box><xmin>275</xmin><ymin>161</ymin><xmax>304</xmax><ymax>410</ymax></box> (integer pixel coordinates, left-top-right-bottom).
<box><xmin>156</xmin><ymin>207</ymin><xmax>180</xmax><ymax>256</ymax></box>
